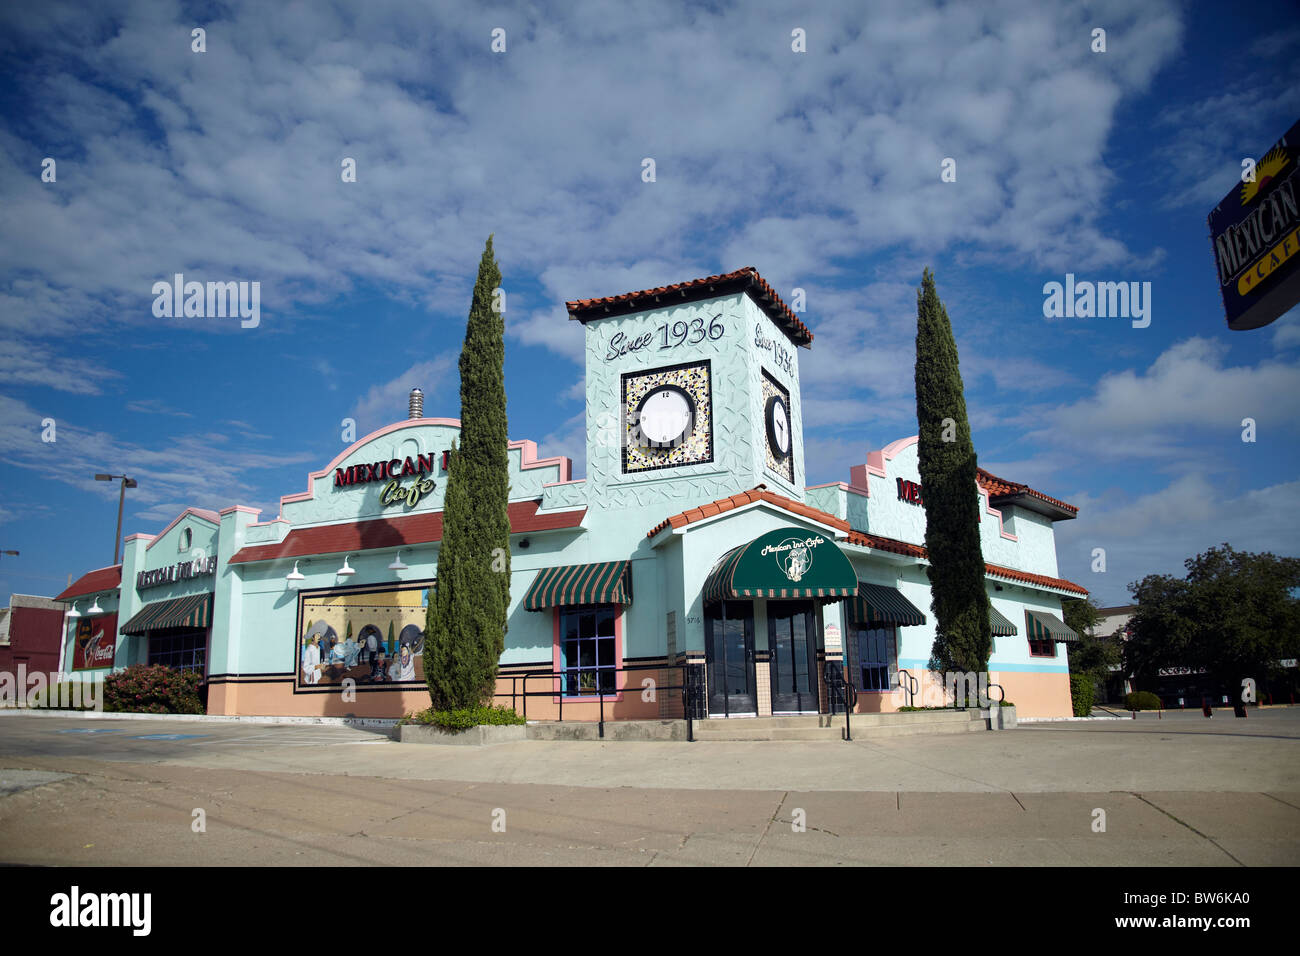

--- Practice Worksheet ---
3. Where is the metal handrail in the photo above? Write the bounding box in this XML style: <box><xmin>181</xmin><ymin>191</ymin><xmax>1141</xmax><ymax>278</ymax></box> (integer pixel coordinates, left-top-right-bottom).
<box><xmin>497</xmin><ymin>661</ymin><xmax>696</xmax><ymax>741</ymax></box>
<box><xmin>896</xmin><ymin>668</ymin><xmax>919</xmax><ymax>707</ymax></box>
<box><xmin>824</xmin><ymin>662</ymin><xmax>855</xmax><ymax>741</ymax></box>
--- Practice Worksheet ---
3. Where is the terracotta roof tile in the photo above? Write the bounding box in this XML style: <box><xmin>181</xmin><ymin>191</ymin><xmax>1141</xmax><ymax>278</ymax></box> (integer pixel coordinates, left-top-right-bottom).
<box><xmin>566</xmin><ymin>266</ymin><xmax>813</xmax><ymax>347</ymax></box>
<box><xmin>647</xmin><ymin>486</ymin><xmax>849</xmax><ymax>539</ymax></box>
<box><xmin>844</xmin><ymin>530</ymin><xmax>1087</xmax><ymax>595</ymax></box>
<box><xmin>55</xmin><ymin>565</ymin><xmax>122</xmax><ymax>601</ymax></box>
<box><xmin>228</xmin><ymin>501</ymin><xmax>584</xmax><ymax>565</ymax></box>
<box><xmin>976</xmin><ymin>467</ymin><xmax>1077</xmax><ymax>515</ymax></box>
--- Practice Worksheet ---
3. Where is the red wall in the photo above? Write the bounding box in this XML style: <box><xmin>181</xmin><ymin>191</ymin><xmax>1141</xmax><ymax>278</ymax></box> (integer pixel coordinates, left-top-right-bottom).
<box><xmin>0</xmin><ymin>606</ymin><xmax>67</xmax><ymax>676</ymax></box>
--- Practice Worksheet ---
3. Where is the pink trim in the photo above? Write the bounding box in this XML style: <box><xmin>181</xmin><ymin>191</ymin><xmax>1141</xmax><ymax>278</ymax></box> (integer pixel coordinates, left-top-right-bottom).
<box><xmin>123</xmin><ymin>534</ymin><xmax>154</xmax><ymax>543</ymax></box>
<box><xmin>144</xmin><ymin>508</ymin><xmax>221</xmax><ymax>551</ymax></box>
<box><xmin>805</xmin><ymin>480</ymin><xmax>870</xmax><ymax>497</ymax></box>
<box><xmin>850</xmin><ymin>435</ymin><xmax>919</xmax><ymax>495</ymax></box>
<box><xmin>509</xmin><ymin>439</ymin><xmax>573</xmax><ymax>482</ymax></box>
<box><xmin>268</xmin><ymin>418</ymin><xmax>575</xmax><ymax>522</ymax></box>
<box><xmin>247</xmin><ymin>517</ymin><xmax>291</xmax><ymax>530</ymax></box>
<box><xmin>220</xmin><ymin>505</ymin><xmax>261</xmax><ymax>517</ymax></box>
<box><xmin>981</xmin><ymin>485</ymin><xmax>1019</xmax><ymax>542</ymax></box>
<box><xmin>551</xmin><ymin>605</ymin><xmax>625</xmax><ymax>703</ymax></box>
<box><xmin>542</xmin><ymin>477</ymin><xmax>586</xmax><ymax>489</ymax></box>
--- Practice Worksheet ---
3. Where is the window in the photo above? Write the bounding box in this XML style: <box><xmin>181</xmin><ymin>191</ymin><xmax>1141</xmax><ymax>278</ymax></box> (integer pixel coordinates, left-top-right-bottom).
<box><xmin>148</xmin><ymin>630</ymin><xmax>206</xmax><ymax>674</ymax></box>
<box><xmin>853</xmin><ymin>625</ymin><xmax>895</xmax><ymax>692</ymax></box>
<box><xmin>558</xmin><ymin>605</ymin><xmax>618</xmax><ymax>696</ymax></box>
<box><xmin>179</xmin><ymin>528</ymin><xmax>192</xmax><ymax>552</ymax></box>
<box><xmin>1029</xmin><ymin>637</ymin><xmax>1057</xmax><ymax>657</ymax></box>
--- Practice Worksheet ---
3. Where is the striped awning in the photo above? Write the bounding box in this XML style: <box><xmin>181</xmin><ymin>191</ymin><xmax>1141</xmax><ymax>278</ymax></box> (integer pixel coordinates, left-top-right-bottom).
<box><xmin>848</xmin><ymin>582</ymin><xmax>927</xmax><ymax>626</ymax></box>
<box><xmin>121</xmin><ymin>593</ymin><xmax>213</xmax><ymax>635</ymax></box>
<box><xmin>989</xmin><ymin>605</ymin><xmax>1018</xmax><ymax>636</ymax></box>
<box><xmin>523</xmin><ymin>561</ymin><xmax>632</xmax><ymax>611</ymax></box>
<box><xmin>1025</xmin><ymin>609</ymin><xmax>1079</xmax><ymax>644</ymax></box>
<box><xmin>702</xmin><ymin>528</ymin><xmax>857</xmax><ymax>605</ymax></box>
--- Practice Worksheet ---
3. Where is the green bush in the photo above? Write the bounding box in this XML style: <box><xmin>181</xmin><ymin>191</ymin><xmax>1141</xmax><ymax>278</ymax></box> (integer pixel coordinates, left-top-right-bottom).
<box><xmin>399</xmin><ymin>704</ymin><xmax>525</xmax><ymax>731</ymax></box>
<box><xmin>104</xmin><ymin>664</ymin><xmax>204</xmax><ymax>715</ymax></box>
<box><xmin>1124</xmin><ymin>690</ymin><xmax>1163</xmax><ymax>711</ymax></box>
<box><xmin>1070</xmin><ymin>673</ymin><xmax>1095</xmax><ymax>716</ymax></box>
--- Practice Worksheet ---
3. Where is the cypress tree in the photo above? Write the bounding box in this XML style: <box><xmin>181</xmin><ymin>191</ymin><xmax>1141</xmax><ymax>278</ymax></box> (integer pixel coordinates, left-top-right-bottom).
<box><xmin>425</xmin><ymin>236</ymin><xmax>511</xmax><ymax>709</ymax></box>
<box><xmin>914</xmin><ymin>268</ymin><xmax>991</xmax><ymax>676</ymax></box>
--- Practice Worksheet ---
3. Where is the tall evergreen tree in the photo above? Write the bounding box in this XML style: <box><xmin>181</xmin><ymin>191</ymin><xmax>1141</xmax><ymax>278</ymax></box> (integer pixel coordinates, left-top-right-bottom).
<box><xmin>914</xmin><ymin>268</ymin><xmax>991</xmax><ymax>675</ymax></box>
<box><xmin>425</xmin><ymin>236</ymin><xmax>511</xmax><ymax>709</ymax></box>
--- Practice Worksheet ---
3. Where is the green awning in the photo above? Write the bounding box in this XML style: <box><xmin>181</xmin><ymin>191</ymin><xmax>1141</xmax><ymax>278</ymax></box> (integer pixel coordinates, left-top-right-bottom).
<box><xmin>989</xmin><ymin>605</ymin><xmax>1018</xmax><ymax>636</ymax></box>
<box><xmin>121</xmin><ymin>592</ymin><xmax>213</xmax><ymax>635</ymax></box>
<box><xmin>848</xmin><ymin>582</ymin><xmax>927</xmax><ymax>626</ymax></box>
<box><xmin>703</xmin><ymin>528</ymin><xmax>857</xmax><ymax>605</ymax></box>
<box><xmin>524</xmin><ymin>561</ymin><xmax>632</xmax><ymax>611</ymax></box>
<box><xmin>1025</xmin><ymin>609</ymin><xmax>1079</xmax><ymax>644</ymax></box>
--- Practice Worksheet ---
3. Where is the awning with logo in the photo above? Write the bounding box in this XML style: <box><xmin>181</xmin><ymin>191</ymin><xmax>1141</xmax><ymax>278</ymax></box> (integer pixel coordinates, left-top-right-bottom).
<box><xmin>121</xmin><ymin>592</ymin><xmax>214</xmax><ymax>635</ymax></box>
<box><xmin>702</xmin><ymin>527</ymin><xmax>857</xmax><ymax>605</ymax></box>
<box><xmin>989</xmin><ymin>605</ymin><xmax>1018</xmax><ymax>636</ymax></box>
<box><xmin>1025</xmin><ymin>609</ymin><xmax>1079</xmax><ymax>644</ymax></box>
<box><xmin>847</xmin><ymin>582</ymin><xmax>927</xmax><ymax>626</ymax></box>
<box><xmin>523</xmin><ymin>561</ymin><xmax>633</xmax><ymax>611</ymax></box>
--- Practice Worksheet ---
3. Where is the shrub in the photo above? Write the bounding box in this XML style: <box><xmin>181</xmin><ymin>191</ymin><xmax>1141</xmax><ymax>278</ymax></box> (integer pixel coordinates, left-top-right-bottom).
<box><xmin>1124</xmin><ymin>690</ymin><xmax>1163</xmax><ymax>712</ymax></box>
<box><xmin>103</xmin><ymin>664</ymin><xmax>204</xmax><ymax>715</ymax></box>
<box><xmin>1070</xmin><ymin>673</ymin><xmax>1095</xmax><ymax>716</ymax></box>
<box><xmin>399</xmin><ymin>704</ymin><xmax>525</xmax><ymax>731</ymax></box>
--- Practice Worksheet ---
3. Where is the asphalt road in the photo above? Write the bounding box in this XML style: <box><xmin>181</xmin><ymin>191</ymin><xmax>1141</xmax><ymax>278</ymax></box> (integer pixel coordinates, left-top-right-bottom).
<box><xmin>1</xmin><ymin>708</ymin><xmax>1296</xmax><ymax>866</ymax></box>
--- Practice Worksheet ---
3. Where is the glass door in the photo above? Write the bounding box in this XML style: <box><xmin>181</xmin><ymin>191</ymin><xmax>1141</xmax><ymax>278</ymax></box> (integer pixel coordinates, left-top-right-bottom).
<box><xmin>705</xmin><ymin>602</ymin><xmax>756</xmax><ymax>715</ymax></box>
<box><xmin>768</xmin><ymin>600</ymin><xmax>820</xmax><ymax>712</ymax></box>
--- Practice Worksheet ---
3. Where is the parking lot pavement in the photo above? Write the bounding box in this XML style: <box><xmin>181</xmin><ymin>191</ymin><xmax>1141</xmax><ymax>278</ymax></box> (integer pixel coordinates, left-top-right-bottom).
<box><xmin>1</xmin><ymin>709</ymin><xmax>1296</xmax><ymax>865</ymax></box>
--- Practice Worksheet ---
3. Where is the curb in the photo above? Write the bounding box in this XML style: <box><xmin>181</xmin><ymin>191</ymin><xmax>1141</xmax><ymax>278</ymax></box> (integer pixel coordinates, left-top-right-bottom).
<box><xmin>0</xmin><ymin>708</ymin><xmax>397</xmax><ymax>730</ymax></box>
<box><xmin>1019</xmin><ymin>715</ymin><xmax>1126</xmax><ymax>722</ymax></box>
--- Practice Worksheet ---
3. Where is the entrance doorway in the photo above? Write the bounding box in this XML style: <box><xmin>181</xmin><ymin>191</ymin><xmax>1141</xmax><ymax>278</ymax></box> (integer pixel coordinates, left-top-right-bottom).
<box><xmin>768</xmin><ymin>600</ymin><xmax>819</xmax><ymax>712</ymax></box>
<box><xmin>705</xmin><ymin>602</ymin><xmax>755</xmax><ymax>715</ymax></box>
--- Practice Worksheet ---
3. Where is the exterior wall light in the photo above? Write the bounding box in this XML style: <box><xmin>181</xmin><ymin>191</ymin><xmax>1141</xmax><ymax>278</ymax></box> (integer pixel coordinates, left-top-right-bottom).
<box><xmin>388</xmin><ymin>550</ymin><xmax>408</xmax><ymax>571</ymax></box>
<box><xmin>336</xmin><ymin>555</ymin><xmax>356</xmax><ymax>577</ymax></box>
<box><xmin>87</xmin><ymin>595</ymin><xmax>103</xmax><ymax>614</ymax></box>
<box><xmin>67</xmin><ymin>602</ymin><xmax>81</xmax><ymax>619</ymax></box>
<box><xmin>286</xmin><ymin>561</ymin><xmax>305</xmax><ymax>583</ymax></box>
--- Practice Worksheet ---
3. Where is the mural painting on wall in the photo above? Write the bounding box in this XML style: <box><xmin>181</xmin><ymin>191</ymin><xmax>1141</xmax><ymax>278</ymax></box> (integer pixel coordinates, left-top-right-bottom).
<box><xmin>297</xmin><ymin>586</ymin><xmax>428</xmax><ymax>688</ymax></box>
<box><xmin>73</xmin><ymin>614</ymin><xmax>118</xmax><ymax>670</ymax></box>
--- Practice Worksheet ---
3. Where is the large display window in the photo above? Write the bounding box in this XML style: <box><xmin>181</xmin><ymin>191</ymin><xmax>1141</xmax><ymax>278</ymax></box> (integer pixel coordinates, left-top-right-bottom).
<box><xmin>295</xmin><ymin>581</ymin><xmax>431</xmax><ymax>691</ymax></box>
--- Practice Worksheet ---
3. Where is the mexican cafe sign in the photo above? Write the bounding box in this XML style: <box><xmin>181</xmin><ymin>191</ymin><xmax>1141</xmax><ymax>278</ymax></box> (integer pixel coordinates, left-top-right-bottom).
<box><xmin>1208</xmin><ymin>117</ymin><xmax>1300</xmax><ymax>330</ymax></box>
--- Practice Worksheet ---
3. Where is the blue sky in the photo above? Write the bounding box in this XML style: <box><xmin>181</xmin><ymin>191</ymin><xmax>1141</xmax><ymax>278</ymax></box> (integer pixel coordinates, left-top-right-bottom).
<box><xmin>1</xmin><ymin>0</ymin><xmax>1298</xmax><ymax>608</ymax></box>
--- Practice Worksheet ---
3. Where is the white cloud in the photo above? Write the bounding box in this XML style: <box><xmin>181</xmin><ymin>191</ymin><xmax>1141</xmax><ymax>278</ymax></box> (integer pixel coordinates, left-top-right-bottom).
<box><xmin>350</xmin><ymin>356</ymin><xmax>456</xmax><ymax>433</ymax></box>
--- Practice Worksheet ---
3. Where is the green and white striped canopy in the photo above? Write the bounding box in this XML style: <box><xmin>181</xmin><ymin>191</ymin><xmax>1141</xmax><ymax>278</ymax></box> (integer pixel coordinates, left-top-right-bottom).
<box><xmin>847</xmin><ymin>582</ymin><xmax>927</xmax><ymax>626</ymax></box>
<box><xmin>121</xmin><ymin>592</ymin><xmax>213</xmax><ymax>635</ymax></box>
<box><xmin>523</xmin><ymin>561</ymin><xmax>633</xmax><ymax>611</ymax></box>
<box><xmin>1025</xmin><ymin>609</ymin><xmax>1079</xmax><ymax>644</ymax></box>
<box><xmin>702</xmin><ymin>528</ymin><xmax>857</xmax><ymax>605</ymax></box>
<box><xmin>989</xmin><ymin>605</ymin><xmax>1019</xmax><ymax>636</ymax></box>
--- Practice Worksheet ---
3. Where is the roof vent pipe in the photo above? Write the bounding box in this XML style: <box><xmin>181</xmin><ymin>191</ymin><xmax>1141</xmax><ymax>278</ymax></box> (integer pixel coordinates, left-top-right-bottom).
<box><xmin>408</xmin><ymin>387</ymin><xmax>424</xmax><ymax>420</ymax></box>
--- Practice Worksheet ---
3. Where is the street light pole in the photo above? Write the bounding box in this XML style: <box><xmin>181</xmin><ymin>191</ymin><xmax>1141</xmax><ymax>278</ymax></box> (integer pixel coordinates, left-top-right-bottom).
<box><xmin>94</xmin><ymin>474</ymin><xmax>137</xmax><ymax>565</ymax></box>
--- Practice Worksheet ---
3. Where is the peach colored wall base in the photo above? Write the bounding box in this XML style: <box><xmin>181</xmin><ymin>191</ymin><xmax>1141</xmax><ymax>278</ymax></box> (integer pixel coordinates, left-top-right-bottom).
<box><xmin>208</xmin><ymin>670</ymin><xmax>677</xmax><ymax>721</ymax></box>
<box><xmin>853</xmin><ymin>669</ymin><xmax>1072</xmax><ymax>718</ymax></box>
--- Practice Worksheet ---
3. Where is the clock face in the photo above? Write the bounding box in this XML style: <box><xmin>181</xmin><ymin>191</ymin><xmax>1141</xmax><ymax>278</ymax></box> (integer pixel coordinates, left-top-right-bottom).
<box><xmin>767</xmin><ymin>396</ymin><xmax>790</xmax><ymax>458</ymax></box>
<box><xmin>621</xmin><ymin>361</ymin><xmax>713</xmax><ymax>473</ymax></box>
<box><xmin>636</xmin><ymin>386</ymin><xmax>695</xmax><ymax>448</ymax></box>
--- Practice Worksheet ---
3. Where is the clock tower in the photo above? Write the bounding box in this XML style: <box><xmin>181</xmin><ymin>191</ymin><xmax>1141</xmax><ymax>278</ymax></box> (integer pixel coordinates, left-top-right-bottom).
<box><xmin>567</xmin><ymin>267</ymin><xmax>811</xmax><ymax>518</ymax></box>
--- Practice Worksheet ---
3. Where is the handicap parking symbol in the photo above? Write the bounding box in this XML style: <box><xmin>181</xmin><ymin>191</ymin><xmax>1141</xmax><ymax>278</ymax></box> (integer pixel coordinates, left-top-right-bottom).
<box><xmin>56</xmin><ymin>728</ymin><xmax>123</xmax><ymax>734</ymax></box>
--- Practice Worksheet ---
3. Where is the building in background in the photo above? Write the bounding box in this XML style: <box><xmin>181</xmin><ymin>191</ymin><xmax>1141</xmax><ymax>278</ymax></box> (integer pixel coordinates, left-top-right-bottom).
<box><xmin>0</xmin><ymin>594</ymin><xmax>68</xmax><ymax>679</ymax></box>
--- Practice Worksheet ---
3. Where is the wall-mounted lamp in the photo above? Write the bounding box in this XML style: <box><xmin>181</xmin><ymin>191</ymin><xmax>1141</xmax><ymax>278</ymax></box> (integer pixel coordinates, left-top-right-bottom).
<box><xmin>67</xmin><ymin>602</ymin><xmax>81</xmax><ymax>619</ymax></box>
<box><xmin>87</xmin><ymin>595</ymin><xmax>103</xmax><ymax>615</ymax></box>
<box><xmin>286</xmin><ymin>561</ymin><xmax>305</xmax><ymax>583</ymax></box>
<box><xmin>519</xmin><ymin>539</ymin><xmax>530</xmax><ymax>550</ymax></box>
<box><xmin>388</xmin><ymin>550</ymin><xmax>408</xmax><ymax>571</ymax></box>
<box><xmin>336</xmin><ymin>554</ymin><xmax>356</xmax><ymax>577</ymax></box>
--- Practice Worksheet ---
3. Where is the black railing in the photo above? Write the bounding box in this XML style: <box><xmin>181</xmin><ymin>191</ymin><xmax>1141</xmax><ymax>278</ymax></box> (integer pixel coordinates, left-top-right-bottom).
<box><xmin>824</xmin><ymin>662</ymin><xmax>856</xmax><ymax>741</ymax></box>
<box><xmin>496</xmin><ymin>661</ymin><xmax>697</xmax><ymax>741</ymax></box>
<box><xmin>896</xmin><ymin>668</ymin><xmax>919</xmax><ymax>707</ymax></box>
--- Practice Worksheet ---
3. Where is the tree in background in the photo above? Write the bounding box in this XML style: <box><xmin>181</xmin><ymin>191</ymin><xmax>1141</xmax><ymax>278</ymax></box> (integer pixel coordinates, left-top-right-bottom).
<box><xmin>425</xmin><ymin>236</ymin><xmax>511</xmax><ymax>710</ymax></box>
<box><xmin>1126</xmin><ymin>544</ymin><xmax>1300</xmax><ymax>700</ymax></box>
<box><xmin>914</xmin><ymin>268</ymin><xmax>990</xmax><ymax>674</ymax></box>
<box><xmin>1063</xmin><ymin>596</ymin><xmax>1119</xmax><ymax>709</ymax></box>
